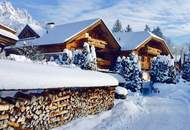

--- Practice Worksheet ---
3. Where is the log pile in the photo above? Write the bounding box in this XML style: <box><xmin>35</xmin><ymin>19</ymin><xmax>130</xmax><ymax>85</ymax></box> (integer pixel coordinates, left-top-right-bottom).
<box><xmin>0</xmin><ymin>87</ymin><xmax>115</xmax><ymax>130</ymax></box>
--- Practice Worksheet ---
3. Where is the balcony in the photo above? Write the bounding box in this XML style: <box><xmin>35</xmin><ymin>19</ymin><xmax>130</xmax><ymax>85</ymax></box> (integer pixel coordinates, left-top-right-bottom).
<box><xmin>147</xmin><ymin>46</ymin><xmax>161</xmax><ymax>55</ymax></box>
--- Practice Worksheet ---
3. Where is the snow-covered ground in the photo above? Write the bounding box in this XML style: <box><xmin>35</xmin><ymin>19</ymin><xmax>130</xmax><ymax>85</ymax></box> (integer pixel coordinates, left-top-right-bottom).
<box><xmin>53</xmin><ymin>80</ymin><xmax>190</xmax><ymax>130</ymax></box>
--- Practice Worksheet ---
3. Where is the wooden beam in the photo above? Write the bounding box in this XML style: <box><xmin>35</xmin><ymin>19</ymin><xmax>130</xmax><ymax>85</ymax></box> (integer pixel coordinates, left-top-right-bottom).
<box><xmin>147</xmin><ymin>46</ymin><xmax>161</xmax><ymax>55</ymax></box>
<box><xmin>0</xmin><ymin>124</ymin><xmax>7</xmax><ymax>129</ymax></box>
<box><xmin>0</xmin><ymin>114</ymin><xmax>9</xmax><ymax>120</ymax></box>
<box><xmin>88</xmin><ymin>41</ymin><xmax>105</xmax><ymax>49</ymax></box>
<box><xmin>0</xmin><ymin>104</ymin><xmax>10</xmax><ymax>111</ymax></box>
<box><xmin>52</xmin><ymin>95</ymin><xmax>70</xmax><ymax>103</ymax></box>
<box><xmin>50</xmin><ymin>110</ymin><xmax>68</xmax><ymax>118</ymax></box>
<box><xmin>68</xmin><ymin>31</ymin><xmax>108</xmax><ymax>48</ymax></box>
<box><xmin>88</xmin><ymin>37</ymin><xmax>108</xmax><ymax>45</ymax></box>
<box><xmin>97</xmin><ymin>58</ymin><xmax>111</xmax><ymax>66</ymax></box>
<box><xmin>8</xmin><ymin>121</ymin><xmax>20</xmax><ymax>128</ymax></box>
<box><xmin>49</xmin><ymin>103</ymin><xmax>68</xmax><ymax>110</ymax></box>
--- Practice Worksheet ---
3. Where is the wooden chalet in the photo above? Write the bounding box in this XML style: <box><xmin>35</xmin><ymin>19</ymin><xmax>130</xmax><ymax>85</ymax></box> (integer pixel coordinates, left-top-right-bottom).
<box><xmin>18</xmin><ymin>24</ymin><xmax>40</xmax><ymax>40</ymax></box>
<box><xmin>16</xmin><ymin>19</ymin><xmax>120</xmax><ymax>69</ymax></box>
<box><xmin>0</xmin><ymin>24</ymin><xmax>18</xmax><ymax>47</ymax></box>
<box><xmin>114</xmin><ymin>31</ymin><xmax>173</xmax><ymax>70</ymax></box>
<box><xmin>14</xmin><ymin>19</ymin><xmax>173</xmax><ymax>71</ymax></box>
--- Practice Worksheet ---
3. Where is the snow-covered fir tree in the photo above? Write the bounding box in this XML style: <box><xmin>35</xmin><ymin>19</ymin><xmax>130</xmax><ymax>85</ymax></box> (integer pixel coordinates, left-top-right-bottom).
<box><xmin>72</xmin><ymin>49</ymin><xmax>85</xmax><ymax>67</ymax></box>
<box><xmin>112</xmin><ymin>19</ymin><xmax>123</xmax><ymax>32</ymax></box>
<box><xmin>182</xmin><ymin>51</ymin><xmax>190</xmax><ymax>81</ymax></box>
<box><xmin>0</xmin><ymin>44</ymin><xmax>6</xmax><ymax>59</ymax></box>
<box><xmin>125</xmin><ymin>24</ymin><xmax>132</xmax><ymax>32</ymax></box>
<box><xmin>73</xmin><ymin>42</ymin><xmax>97</xmax><ymax>70</ymax></box>
<box><xmin>57</xmin><ymin>49</ymin><xmax>72</xmax><ymax>65</ymax></box>
<box><xmin>144</xmin><ymin>24</ymin><xmax>151</xmax><ymax>32</ymax></box>
<box><xmin>114</xmin><ymin>56</ymin><xmax>123</xmax><ymax>73</ymax></box>
<box><xmin>114</xmin><ymin>53</ymin><xmax>143</xmax><ymax>92</ymax></box>
<box><xmin>16</xmin><ymin>42</ymin><xmax>45</xmax><ymax>61</ymax></box>
<box><xmin>150</xmin><ymin>55</ymin><xmax>176</xmax><ymax>83</ymax></box>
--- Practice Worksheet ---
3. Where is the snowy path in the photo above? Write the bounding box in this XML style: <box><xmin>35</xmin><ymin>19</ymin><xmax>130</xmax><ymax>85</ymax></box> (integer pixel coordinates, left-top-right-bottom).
<box><xmin>129</xmin><ymin>97</ymin><xmax>190</xmax><ymax>130</ymax></box>
<box><xmin>54</xmin><ymin>82</ymin><xmax>190</xmax><ymax>130</ymax></box>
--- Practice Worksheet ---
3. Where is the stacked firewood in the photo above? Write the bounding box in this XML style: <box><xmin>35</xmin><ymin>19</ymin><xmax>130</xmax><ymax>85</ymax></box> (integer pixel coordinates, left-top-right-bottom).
<box><xmin>0</xmin><ymin>87</ymin><xmax>115</xmax><ymax>130</ymax></box>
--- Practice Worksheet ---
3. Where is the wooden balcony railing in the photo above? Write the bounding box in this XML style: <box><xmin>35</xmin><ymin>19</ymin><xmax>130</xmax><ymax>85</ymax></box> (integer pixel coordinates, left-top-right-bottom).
<box><xmin>147</xmin><ymin>46</ymin><xmax>161</xmax><ymax>55</ymax></box>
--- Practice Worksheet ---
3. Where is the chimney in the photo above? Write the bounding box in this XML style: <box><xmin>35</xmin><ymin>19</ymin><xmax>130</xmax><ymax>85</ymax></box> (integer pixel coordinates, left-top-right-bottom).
<box><xmin>46</xmin><ymin>22</ymin><xmax>55</xmax><ymax>34</ymax></box>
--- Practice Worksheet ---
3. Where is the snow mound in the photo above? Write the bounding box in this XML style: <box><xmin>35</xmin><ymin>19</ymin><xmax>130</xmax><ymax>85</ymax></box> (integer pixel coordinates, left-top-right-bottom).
<box><xmin>53</xmin><ymin>99</ymin><xmax>144</xmax><ymax>130</ymax></box>
<box><xmin>8</xmin><ymin>54</ymin><xmax>32</xmax><ymax>62</ymax></box>
<box><xmin>115</xmin><ymin>86</ymin><xmax>128</xmax><ymax>96</ymax></box>
<box><xmin>0</xmin><ymin>59</ymin><xmax>118</xmax><ymax>90</ymax></box>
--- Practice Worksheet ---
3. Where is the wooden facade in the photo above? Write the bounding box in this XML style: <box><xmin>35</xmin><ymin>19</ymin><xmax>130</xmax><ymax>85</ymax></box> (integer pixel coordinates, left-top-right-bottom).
<box><xmin>0</xmin><ymin>24</ymin><xmax>18</xmax><ymax>47</ymax></box>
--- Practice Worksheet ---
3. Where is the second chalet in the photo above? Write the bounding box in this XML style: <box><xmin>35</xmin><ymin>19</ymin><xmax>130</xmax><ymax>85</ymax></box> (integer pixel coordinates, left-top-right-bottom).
<box><xmin>114</xmin><ymin>31</ymin><xmax>173</xmax><ymax>70</ymax></box>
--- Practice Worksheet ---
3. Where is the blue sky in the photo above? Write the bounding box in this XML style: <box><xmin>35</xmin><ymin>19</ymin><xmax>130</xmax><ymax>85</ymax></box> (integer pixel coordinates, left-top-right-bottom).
<box><xmin>11</xmin><ymin>0</ymin><xmax>190</xmax><ymax>44</ymax></box>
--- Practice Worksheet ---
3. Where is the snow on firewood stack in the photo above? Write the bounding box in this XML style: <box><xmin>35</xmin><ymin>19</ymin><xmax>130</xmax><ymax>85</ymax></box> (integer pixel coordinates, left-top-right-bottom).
<box><xmin>0</xmin><ymin>59</ymin><xmax>118</xmax><ymax>129</ymax></box>
<box><xmin>115</xmin><ymin>86</ymin><xmax>128</xmax><ymax>99</ymax></box>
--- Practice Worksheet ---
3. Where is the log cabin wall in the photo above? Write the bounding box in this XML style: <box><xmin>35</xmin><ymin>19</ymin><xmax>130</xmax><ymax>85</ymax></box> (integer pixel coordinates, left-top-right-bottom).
<box><xmin>138</xmin><ymin>39</ymin><xmax>170</xmax><ymax>70</ymax></box>
<box><xmin>0</xmin><ymin>87</ymin><xmax>115</xmax><ymax>130</ymax></box>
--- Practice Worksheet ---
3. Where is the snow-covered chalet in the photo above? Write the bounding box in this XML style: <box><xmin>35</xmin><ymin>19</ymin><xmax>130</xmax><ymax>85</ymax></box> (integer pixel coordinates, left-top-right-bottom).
<box><xmin>16</xmin><ymin>18</ymin><xmax>121</xmax><ymax>69</ymax></box>
<box><xmin>15</xmin><ymin>19</ymin><xmax>173</xmax><ymax>71</ymax></box>
<box><xmin>114</xmin><ymin>31</ymin><xmax>173</xmax><ymax>70</ymax></box>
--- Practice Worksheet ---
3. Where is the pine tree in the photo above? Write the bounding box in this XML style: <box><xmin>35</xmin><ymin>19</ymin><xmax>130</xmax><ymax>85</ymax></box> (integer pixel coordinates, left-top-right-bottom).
<box><xmin>150</xmin><ymin>55</ymin><xmax>176</xmax><ymax>83</ymax></box>
<box><xmin>125</xmin><ymin>24</ymin><xmax>132</xmax><ymax>32</ymax></box>
<box><xmin>144</xmin><ymin>24</ymin><xmax>151</xmax><ymax>32</ymax></box>
<box><xmin>73</xmin><ymin>42</ymin><xmax>97</xmax><ymax>70</ymax></box>
<box><xmin>182</xmin><ymin>51</ymin><xmax>190</xmax><ymax>81</ymax></box>
<box><xmin>152</xmin><ymin>27</ymin><xmax>164</xmax><ymax>38</ymax></box>
<box><xmin>114</xmin><ymin>56</ymin><xmax>123</xmax><ymax>73</ymax></box>
<box><xmin>72</xmin><ymin>49</ymin><xmax>86</xmax><ymax>67</ymax></box>
<box><xmin>16</xmin><ymin>43</ymin><xmax>45</xmax><ymax>61</ymax></box>
<box><xmin>0</xmin><ymin>44</ymin><xmax>6</xmax><ymax>59</ymax></box>
<box><xmin>114</xmin><ymin>53</ymin><xmax>143</xmax><ymax>92</ymax></box>
<box><xmin>112</xmin><ymin>19</ymin><xmax>123</xmax><ymax>32</ymax></box>
<box><xmin>82</xmin><ymin>43</ymin><xmax>97</xmax><ymax>70</ymax></box>
<box><xmin>57</xmin><ymin>49</ymin><xmax>72</xmax><ymax>65</ymax></box>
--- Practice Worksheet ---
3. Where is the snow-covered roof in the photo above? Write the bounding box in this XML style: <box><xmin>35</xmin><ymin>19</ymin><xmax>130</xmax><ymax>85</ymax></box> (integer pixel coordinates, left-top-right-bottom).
<box><xmin>30</xmin><ymin>19</ymin><xmax>100</xmax><ymax>46</ymax></box>
<box><xmin>0</xmin><ymin>23</ymin><xmax>16</xmax><ymax>34</ymax></box>
<box><xmin>113</xmin><ymin>31</ymin><xmax>164</xmax><ymax>51</ymax></box>
<box><xmin>0</xmin><ymin>28</ymin><xmax>18</xmax><ymax>41</ymax></box>
<box><xmin>0</xmin><ymin>60</ymin><xmax>118</xmax><ymax>90</ymax></box>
